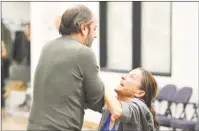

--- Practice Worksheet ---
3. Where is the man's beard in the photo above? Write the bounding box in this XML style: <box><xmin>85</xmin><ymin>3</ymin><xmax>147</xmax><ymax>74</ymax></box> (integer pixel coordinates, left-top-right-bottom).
<box><xmin>85</xmin><ymin>28</ymin><xmax>93</xmax><ymax>47</ymax></box>
<box><xmin>86</xmin><ymin>36</ymin><xmax>93</xmax><ymax>47</ymax></box>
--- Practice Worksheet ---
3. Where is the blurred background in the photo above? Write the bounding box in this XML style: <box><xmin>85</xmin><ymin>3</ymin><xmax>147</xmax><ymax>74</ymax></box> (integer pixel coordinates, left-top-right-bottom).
<box><xmin>1</xmin><ymin>1</ymin><xmax>198</xmax><ymax>130</ymax></box>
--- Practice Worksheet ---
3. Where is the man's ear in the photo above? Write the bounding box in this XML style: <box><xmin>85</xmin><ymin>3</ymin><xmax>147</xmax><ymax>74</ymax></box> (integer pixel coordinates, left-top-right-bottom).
<box><xmin>80</xmin><ymin>24</ymin><xmax>88</xmax><ymax>36</ymax></box>
<box><xmin>134</xmin><ymin>90</ymin><xmax>145</xmax><ymax>98</ymax></box>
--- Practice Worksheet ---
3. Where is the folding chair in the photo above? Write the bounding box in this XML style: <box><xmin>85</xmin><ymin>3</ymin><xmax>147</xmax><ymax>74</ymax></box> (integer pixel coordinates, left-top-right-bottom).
<box><xmin>156</xmin><ymin>84</ymin><xmax>177</xmax><ymax>102</ymax></box>
<box><xmin>156</xmin><ymin>84</ymin><xmax>177</xmax><ymax>128</ymax></box>
<box><xmin>157</xmin><ymin>87</ymin><xmax>193</xmax><ymax>129</ymax></box>
<box><xmin>170</xmin><ymin>102</ymin><xmax>198</xmax><ymax>131</ymax></box>
<box><xmin>171</xmin><ymin>120</ymin><xmax>198</xmax><ymax>131</ymax></box>
<box><xmin>195</xmin><ymin>122</ymin><xmax>199</xmax><ymax>131</ymax></box>
<box><xmin>156</xmin><ymin>84</ymin><xmax>177</xmax><ymax>115</ymax></box>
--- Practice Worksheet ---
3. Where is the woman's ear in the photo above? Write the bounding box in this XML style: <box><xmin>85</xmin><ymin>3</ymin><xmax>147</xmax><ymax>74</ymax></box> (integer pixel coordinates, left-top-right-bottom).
<box><xmin>134</xmin><ymin>90</ymin><xmax>145</xmax><ymax>98</ymax></box>
<box><xmin>80</xmin><ymin>24</ymin><xmax>89</xmax><ymax>36</ymax></box>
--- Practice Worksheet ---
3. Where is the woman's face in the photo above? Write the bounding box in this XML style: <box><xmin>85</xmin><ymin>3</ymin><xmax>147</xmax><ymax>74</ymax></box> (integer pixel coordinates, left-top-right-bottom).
<box><xmin>115</xmin><ymin>69</ymin><xmax>145</xmax><ymax>98</ymax></box>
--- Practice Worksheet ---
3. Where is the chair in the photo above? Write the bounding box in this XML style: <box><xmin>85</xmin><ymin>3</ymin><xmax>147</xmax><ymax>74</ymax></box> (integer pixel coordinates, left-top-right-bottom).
<box><xmin>156</xmin><ymin>84</ymin><xmax>177</xmax><ymax>117</ymax></box>
<box><xmin>157</xmin><ymin>87</ymin><xmax>193</xmax><ymax>128</ymax></box>
<box><xmin>195</xmin><ymin>122</ymin><xmax>199</xmax><ymax>131</ymax></box>
<box><xmin>171</xmin><ymin>119</ymin><xmax>198</xmax><ymax>131</ymax></box>
<box><xmin>156</xmin><ymin>84</ymin><xmax>177</xmax><ymax>102</ymax></box>
<box><xmin>170</xmin><ymin>102</ymin><xmax>198</xmax><ymax>131</ymax></box>
<box><xmin>156</xmin><ymin>84</ymin><xmax>177</xmax><ymax>127</ymax></box>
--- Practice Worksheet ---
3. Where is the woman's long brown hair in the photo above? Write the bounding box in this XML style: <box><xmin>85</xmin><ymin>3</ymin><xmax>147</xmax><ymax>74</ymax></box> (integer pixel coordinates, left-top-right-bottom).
<box><xmin>138</xmin><ymin>68</ymin><xmax>159</xmax><ymax>129</ymax></box>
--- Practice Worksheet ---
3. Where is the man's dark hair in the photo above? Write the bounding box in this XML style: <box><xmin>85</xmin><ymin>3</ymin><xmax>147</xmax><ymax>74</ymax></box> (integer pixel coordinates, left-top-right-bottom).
<box><xmin>21</xmin><ymin>22</ymin><xmax>30</xmax><ymax>28</ymax></box>
<box><xmin>59</xmin><ymin>5</ymin><xmax>94</xmax><ymax>35</ymax></box>
<box><xmin>25</xmin><ymin>22</ymin><xmax>30</xmax><ymax>27</ymax></box>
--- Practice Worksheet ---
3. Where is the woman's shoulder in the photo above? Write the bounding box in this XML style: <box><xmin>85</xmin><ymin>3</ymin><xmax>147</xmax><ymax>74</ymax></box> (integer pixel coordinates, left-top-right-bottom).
<box><xmin>131</xmin><ymin>98</ymin><xmax>147</xmax><ymax>107</ymax></box>
<box><xmin>131</xmin><ymin>98</ymin><xmax>151</xmax><ymax>114</ymax></box>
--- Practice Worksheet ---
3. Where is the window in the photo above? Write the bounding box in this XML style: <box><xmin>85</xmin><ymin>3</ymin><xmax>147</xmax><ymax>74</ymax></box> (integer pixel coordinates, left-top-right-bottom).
<box><xmin>106</xmin><ymin>2</ymin><xmax>133</xmax><ymax>71</ymax></box>
<box><xmin>99</xmin><ymin>2</ymin><xmax>172</xmax><ymax>76</ymax></box>
<box><xmin>141</xmin><ymin>2</ymin><xmax>172</xmax><ymax>75</ymax></box>
<box><xmin>100</xmin><ymin>2</ymin><xmax>136</xmax><ymax>73</ymax></box>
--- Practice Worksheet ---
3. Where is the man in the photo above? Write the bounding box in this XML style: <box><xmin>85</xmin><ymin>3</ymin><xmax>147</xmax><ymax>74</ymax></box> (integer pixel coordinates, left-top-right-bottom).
<box><xmin>27</xmin><ymin>5</ymin><xmax>105</xmax><ymax>131</ymax></box>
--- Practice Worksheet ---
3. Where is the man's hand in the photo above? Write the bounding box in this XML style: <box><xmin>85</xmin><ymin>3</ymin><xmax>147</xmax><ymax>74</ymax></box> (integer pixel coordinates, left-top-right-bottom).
<box><xmin>104</xmin><ymin>88</ymin><xmax>122</xmax><ymax>120</ymax></box>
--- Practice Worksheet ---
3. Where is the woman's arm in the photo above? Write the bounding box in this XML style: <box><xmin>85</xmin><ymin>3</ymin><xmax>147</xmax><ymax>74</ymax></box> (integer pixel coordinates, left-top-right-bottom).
<box><xmin>104</xmin><ymin>88</ymin><xmax>122</xmax><ymax>120</ymax></box>
<box><xmin>1</xmin><ymin>41</ymin><xmax>7</xmax><ymax>58</ymax></box>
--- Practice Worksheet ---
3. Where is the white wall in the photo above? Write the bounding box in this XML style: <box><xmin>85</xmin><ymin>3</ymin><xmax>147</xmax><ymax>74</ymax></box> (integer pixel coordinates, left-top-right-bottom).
<box><xmin>172</xmin><ymin>2</ymin><xmax>198</xmax><ymax>102</ymax></box>
<box><xmin>30</xmin><ymin>2</ymin><xmax>198</xmax><ymax>124</ymax></box>
<box><xmin>2</xmin><ymin>2</ymin><xmax>30</xmax><ymax>31</ymax></box>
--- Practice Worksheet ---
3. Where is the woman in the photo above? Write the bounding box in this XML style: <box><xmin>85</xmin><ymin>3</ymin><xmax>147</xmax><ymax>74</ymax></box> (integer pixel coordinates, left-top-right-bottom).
<box><xmin>99</xmin><ymin>67</ymin><xmax>159</xmax><ymax>131</ymax></box>
<box><xmin>1</xmin><ymin>40</ymin><xmax>7</xmax><ymax>119</ymax></box>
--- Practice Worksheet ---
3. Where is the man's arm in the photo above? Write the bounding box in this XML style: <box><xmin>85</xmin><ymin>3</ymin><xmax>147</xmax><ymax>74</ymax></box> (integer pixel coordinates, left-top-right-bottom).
<box><xmin>78</xmin><ymin>47</ymin><xmax>105</xmax><ymax>112</ymax></box>
<box><xmin>104</xmin><ymin>88</ymin><xmax>122</xmax><ymax>119</ymax></box>
<box><xmin>104</xmin><ymin>88</ymin><xmax>140</xmax><ymax>123</ymax></box>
